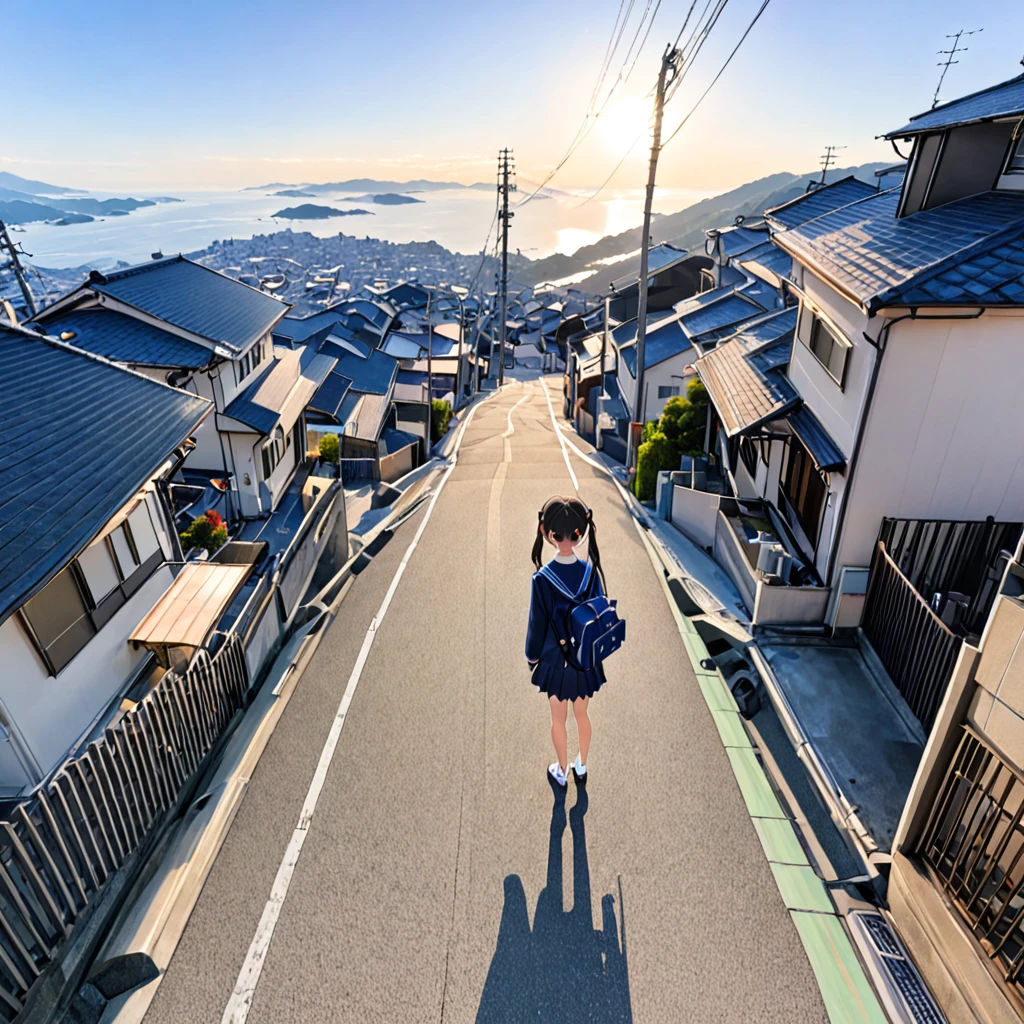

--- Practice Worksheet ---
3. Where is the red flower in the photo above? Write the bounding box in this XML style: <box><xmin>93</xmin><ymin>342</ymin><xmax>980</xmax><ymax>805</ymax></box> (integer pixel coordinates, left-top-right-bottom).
<box><xmin>204</xmin><ymin>509</ymin><xmax>224</xmax><ymax>528</ymax></box>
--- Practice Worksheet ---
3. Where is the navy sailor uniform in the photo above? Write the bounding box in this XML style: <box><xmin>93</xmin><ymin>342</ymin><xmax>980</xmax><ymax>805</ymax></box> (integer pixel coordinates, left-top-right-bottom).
<box><xmin>526</xmin><ymin>556</ymin><xmax>606</xmax><ymax>701</ymax></box>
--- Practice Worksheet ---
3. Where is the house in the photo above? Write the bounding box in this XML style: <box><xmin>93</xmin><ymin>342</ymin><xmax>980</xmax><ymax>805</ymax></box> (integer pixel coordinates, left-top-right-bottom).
<box><xmin>606</xmin><ymin>244</ymin><xmax>712</xmax><ymax>321</ymax></box>
<box><xmin>29</xmin><ymin>255</ymin><xmax>322</xmax><ymax>522</ymax></box>
<box><xmin>0</xmin><ymin>322</ymin><xmax>211</xmax><ymax>794</ymax></box>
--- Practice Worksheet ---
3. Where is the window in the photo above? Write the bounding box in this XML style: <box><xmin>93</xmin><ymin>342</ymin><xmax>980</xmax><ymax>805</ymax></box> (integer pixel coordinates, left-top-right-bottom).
<box><xmin>19</xmin><ymin>505</ymin><xmax>167</xmax><ymax>675</ymax></box>
<box><xmin>1007</xmin><ymin>134</ymin><xmax>1024</xmax><ymax>174</ymax></box>
<box><xmin>261</xmin><ymin>426</ymin><xmax>286</xmax><ymax>479</ymax></box>
<box><xmin>658</xmin><ymin>385</ymin><xmax>680</xmax><ymax>400</ymax></box>
<box><xmin>780</xmin><ymin>437</ymin><xmax>827</xmax><ymax>544</ymax></box>
<box><xmin>21</xmin><ymin>566</ymin><xmax>96</xmax><ymax>675</ymax></box>
<box><xmin>798</xmin><ymin>306</ymin><xmax>850</xmax><ymax>386</ymax></box>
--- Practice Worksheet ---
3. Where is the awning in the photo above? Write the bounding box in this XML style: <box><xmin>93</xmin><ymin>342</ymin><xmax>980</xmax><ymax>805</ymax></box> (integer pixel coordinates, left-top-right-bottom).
<box><xmin>130</xmin><ymin>561</ymin><xmax>252</xmax><ymax>652</ymax></box>
<box><xmin>786</xmin><ymin>406</ymin><xmax>846</xmax><ymax>472</ymax></box>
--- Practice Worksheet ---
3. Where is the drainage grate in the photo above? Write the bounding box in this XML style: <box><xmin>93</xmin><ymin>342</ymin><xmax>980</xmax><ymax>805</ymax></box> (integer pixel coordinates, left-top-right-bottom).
<box><xmin>850</xmin><ymin>911</ymin><xmax>946</xmax><ymax>1024</ymax></box>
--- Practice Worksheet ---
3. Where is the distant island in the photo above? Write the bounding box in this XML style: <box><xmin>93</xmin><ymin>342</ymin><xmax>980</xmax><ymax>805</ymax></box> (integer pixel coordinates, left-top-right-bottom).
<box><xmin>244</xmin><ymin>178</ymin><xmax>467</xmax><ymax>193</ymax></box>
<box><xmin>272</xmin><ymin>189</ymin><xmax>316</xmax><ymax>198</ymax></box>
<box><xmin>150</xmin><ymin>196</ymin><xmax>183</xmax><ymax>203</ymax></box>
<box><xmin>344</xmin><ymin>193</ymin><xmax>424</xmax><ymax>206</ymax></box>
<box><xmin>53</xmin><ymin>213</ymin><xmax>95</xmax><ymax>226</ymax></box>
<box><xmin>272</xmin><ymin>204</ymin><xmax>374</xmax><ymax>220</ymax></box>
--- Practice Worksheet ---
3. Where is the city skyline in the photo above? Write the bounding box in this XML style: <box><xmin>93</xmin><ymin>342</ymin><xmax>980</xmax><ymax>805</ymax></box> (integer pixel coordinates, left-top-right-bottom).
<box><xmin>6</xmin><ymin>0</ymin><xmax>1024</xmax><ymax>193</ymax></box>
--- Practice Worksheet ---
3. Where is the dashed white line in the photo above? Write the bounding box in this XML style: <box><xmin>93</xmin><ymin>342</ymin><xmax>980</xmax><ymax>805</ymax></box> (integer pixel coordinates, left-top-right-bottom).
<box><xmin>221</xmin><ymin>392</ymin><xmax>496</xmax><ymax>1024</ymax></box>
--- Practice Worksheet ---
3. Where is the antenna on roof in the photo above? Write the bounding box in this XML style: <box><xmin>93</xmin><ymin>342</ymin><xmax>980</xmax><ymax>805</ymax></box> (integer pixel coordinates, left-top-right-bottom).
<box><xmin>808</xmin><ymin>145</ymin><xmax>846</xmax><ymax>191</ymax></box>
<box><xmin>932</xmin><ymin>28</ymin><xmax>982</xmax><ymax>109</ymax></box>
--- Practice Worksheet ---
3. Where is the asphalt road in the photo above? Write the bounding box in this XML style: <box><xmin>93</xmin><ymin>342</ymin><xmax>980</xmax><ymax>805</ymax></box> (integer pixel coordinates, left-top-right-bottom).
<box><xmin>146</xmin><ymin>377</ymin><xmax>828</xmax><ymax>1024</ymax></box>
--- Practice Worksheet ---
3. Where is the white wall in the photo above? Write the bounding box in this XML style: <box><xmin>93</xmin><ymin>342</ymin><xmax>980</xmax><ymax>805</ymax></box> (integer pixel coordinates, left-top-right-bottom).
<box><xmin>228</xmin><ymin>431</ymin><xmax>262</xmax><ymax>518</ymax></box>
<box><xmin>0</xmin><ymin>567</ymin><xmax>174</xmax><ymax>789</ymax></box>
<box><xmin>835</xmin><ymin>310</ymin><xmax>1024</xmax><ymax>574</ymax></box>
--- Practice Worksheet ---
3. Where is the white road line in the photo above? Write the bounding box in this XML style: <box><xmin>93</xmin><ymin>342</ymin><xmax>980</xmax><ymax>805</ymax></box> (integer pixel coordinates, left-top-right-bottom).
<box><xmin>538</xmin><ymin>378</ymin><xmax>579</xmax><ymax>493</ymax></box>
<box><xmin>222</xmin><ymin>392</ymin><xmax>496</xmax><ymax>1024</ymax></box>
<box><xmin>503</xmin><ymin>392</ymin><xmax>530</xmax><ymax>462</ymax></box>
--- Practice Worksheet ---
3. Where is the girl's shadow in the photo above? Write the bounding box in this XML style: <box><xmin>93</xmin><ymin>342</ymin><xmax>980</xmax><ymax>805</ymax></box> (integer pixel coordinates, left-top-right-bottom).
<box><xmin>477</xmin><ymin>785</ymin><xmax>632</xmax><ymax>1023</ymax></box>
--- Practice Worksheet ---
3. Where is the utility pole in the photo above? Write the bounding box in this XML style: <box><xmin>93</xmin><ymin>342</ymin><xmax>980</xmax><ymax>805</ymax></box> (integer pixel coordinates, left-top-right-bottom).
<box><xmin>425</xmin><ymin>287</ymin><xmax>433</xmax><ymax>457</ymax></box>
<box><xmin>810</xmin><ymin>145</ymin><xmax>846</xmax><ymax>190</ymax></box>
<box><xmin>631</xmin><ymin>45</ymin><xmax>680</xmax><ymax>468</ymax></box>
<box><xmin>497</xmin><ymin>148</ymin><xmax>516</xmax><ymax>386</ymax></box>
<box><xmin>932</xmin><ymin>29</ymin><xmax>982</xmax><ymax>109</ymax></box>
<box><xmin>0</xmin><ymin>220</ymin><xmax>37</xmax><ymax>318</ymax></box>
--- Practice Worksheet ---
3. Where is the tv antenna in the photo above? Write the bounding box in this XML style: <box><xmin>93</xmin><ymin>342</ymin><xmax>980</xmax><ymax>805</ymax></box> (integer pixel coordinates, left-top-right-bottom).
<box><xmin>808</xmin><ymin>145</ymin><xmax>846</xmax><ymax>191</ymax></box>
<box><xmin>932</xmin><ymin>28</ymin><xmax>982</xmax><ymax>109</ymax></box>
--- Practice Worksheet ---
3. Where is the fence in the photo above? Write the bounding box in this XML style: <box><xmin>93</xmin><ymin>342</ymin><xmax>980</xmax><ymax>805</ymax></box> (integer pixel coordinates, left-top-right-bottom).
<box><xmin>863</xmin><ymin>541</ymin><xmax>963</xmax><ymax>732</ymax></box>
<box><xmin>0</xmin><ymin>637</ymin><xmax>248</xmax><ymax>1019</ymax></box>
<box><xmin>921</xmin><ymin>725</ymin><xmax>1024</xmax><ymax>996</ymax></box>
<box><xmin>878</xmin><ymin>517</ymin><xmax>1022</xmax><ymax>636</ymax></box>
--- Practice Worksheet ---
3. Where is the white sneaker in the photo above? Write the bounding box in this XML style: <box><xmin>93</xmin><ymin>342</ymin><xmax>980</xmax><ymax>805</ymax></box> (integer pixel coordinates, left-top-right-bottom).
<box><xmin>548</xmin><ymin>762</ymin><xmax>567</xmax><ymax>787</ymax></box>
<box><xmin>572</xmin><ymin>754</ymin><xmax>587</xmax><ymax>785</ymax></box>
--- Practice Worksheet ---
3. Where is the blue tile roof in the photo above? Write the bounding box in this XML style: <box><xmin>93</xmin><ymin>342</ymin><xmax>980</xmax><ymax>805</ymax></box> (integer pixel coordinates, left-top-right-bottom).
<box><xmin>885</xmin><ymin>73</ymin><xmax>1024</xmax><ymax>138</ymax></box>
<box><xmin>322</xmin><ymin>347</ymin><xmax>398</xmax><ymax>396</ymax></box>
<box><xmin>716</xmin><ymin>226</ymin><xmax>769</xmax><ymax>259</ymax></box>
<box><xmin>31</xmin><ymin>308</ymin><xmax>215</xmax><ymax>368</ymax></box>
<box><xmin>765</xmin><ymin>177</ymin><xmax>878</xmax><ymax>229</ymax></box>
<box><xmin>617</xmin><ymin>318</ymin><xmax>693</xmax><ymax>377</ymax></box>
<box><xmin>89</xmin><ymin>256</ymin><xmax>288</xmax><ymax>353</ymax></box>
<box><xmin>771</xmin><ymin>188</ymin><xmax>1024</xmax><ymax>311</ymax></box>
<box><xmin>787</xmin><ymin>406</ymin><xmax>845</xmax><ymax>471</ymax></box>
<box><xmin>680</xmin><ymin>293</ymin><xmax>764</xmax><ymax>340</ymax></box>
<box><xmin>0</xmin><ymin>322</ymin><xmax>211</xmax><ymax>624</ymax></box>
<box><xmin>225</xmin><ymin>345</ymin><xmax>336</xmax><ymax>434</ymax></box>
<box><xmin>734</xmin><ymin>240</ymin><xmax>793</xmax><ymax>283</ymax></box>
<box><xmin>308</xmin><ymin>372</ymin><xmax>354</xmax><ymax>421</ymax></box>
<box><xmin>273</xmin><ymin>312</ymin><xmax>344</xmax><ymax>346</ymax></box>
<box><xmin>378</xmin><ymin>428</ymin><xmax>421</xmax><ymax>455</ymax></box>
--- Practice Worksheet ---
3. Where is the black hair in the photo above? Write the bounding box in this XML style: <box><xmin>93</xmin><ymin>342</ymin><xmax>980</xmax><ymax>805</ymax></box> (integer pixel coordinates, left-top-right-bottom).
<box><xmin>531</xmin><ymin>495</ymin><xmax>604</xmax><ymax>585</ymax></box>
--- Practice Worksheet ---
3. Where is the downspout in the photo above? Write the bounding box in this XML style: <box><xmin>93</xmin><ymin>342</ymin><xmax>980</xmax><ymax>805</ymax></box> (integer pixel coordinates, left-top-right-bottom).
<box><xmin>824</xmin><ymin>306</ymin><xmax>986</xmax><ymax>586</ymax></box>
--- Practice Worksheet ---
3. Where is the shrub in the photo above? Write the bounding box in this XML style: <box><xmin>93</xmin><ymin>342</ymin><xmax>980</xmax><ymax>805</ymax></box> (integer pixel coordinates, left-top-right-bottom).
<box><xmin>180</xmin><ymin>510</ymin><xmax>228</xmax><ymax>555</ymax></box>
<box><xmin>659</xmin><ymin>379</ymin><xmax>709</xmax><ymax>457</ymax></box>
<box><xmin>318</xmin><ymin>432</ymin><xmax>340</xmax><ymax>464</ymax></box>
<box><xmin>634</xmin><ymin>430</ymin><xmax>676</xmax><ymax>502</ymax></box>
<box><xmin>431</xmin><ymin>398</ymin><xmax>453</xmax><ymax>443</ymax></box>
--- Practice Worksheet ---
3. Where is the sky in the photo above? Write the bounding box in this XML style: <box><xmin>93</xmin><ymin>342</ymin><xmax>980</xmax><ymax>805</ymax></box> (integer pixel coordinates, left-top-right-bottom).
<box><xmin>5</xmin><ymin>0</ymin><xmax>1024</xmax><ymax>195</ymax></box>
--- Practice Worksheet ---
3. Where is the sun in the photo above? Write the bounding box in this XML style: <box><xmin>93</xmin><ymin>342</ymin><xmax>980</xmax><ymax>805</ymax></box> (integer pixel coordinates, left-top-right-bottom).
<box><xmin>596</xmin><ymin>95</ymin><xmax>652</xmax><ymax>154</ymax></box>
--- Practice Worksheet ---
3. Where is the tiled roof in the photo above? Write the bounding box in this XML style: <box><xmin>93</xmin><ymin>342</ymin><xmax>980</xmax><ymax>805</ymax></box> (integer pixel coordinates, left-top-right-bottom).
<box><xmin>735</xmin><ymin>240</ymin><xmax>793</xmax><ymax>283</ymax></box>
<box><xmin>308</xmin><ymin>372</ymin><xmax>354</xmax><ymax>421</ymax></box>
<box><xmin>679</xmin><ymin>293</ymin><xmax>765</xmax><ymax>341</ymax></box>
<box><xmin>344</xmin><ymin>391</ymin><xmax>391</xmax><ymax>442</ymax></box>
<box><xmin>787</xmin><ymin>406</ymin><xmax>845</xmax><ymax>472</ymax></box>
<box><xmin>225</xmin><ymin>346</ymin><xmax>336</xmax><ymax>434</ymax></box>
<box><xmin>694</xmin><ymin>308</ymin><xmax>799</xmax><ymax>436</ymax></box>
<box><xmin>323</xmin><ymin>347</ymin><xmax>398</xmax><ymax>396</ymax></box>
<box><xmin>273</xmin><ymin>312</ymin><xmax>345</xmax><ymax>346</ymax></box>
<box><xmin>609</xmin><ymin>244</ymin><xmax>689</xmax><ymax>292</ymax></box>
<box><xmin>716</xmin><ymin>226</ymin><xmax>769</xmax><ymax>259</ymax></box>
<box><xmin>771</xmin><ymin>188</ymin><xmax>1024</xmax><ymax>311</ymax></box>
<box><xmin>91</xmin><ymin>256</ymin><xmax>287</xmax><ymax>352</ymax></box>
<box><xmin>885</xmin><ymin>73</ymin><xmax>1024</xmax><ymax>138</ymax></box>
<box><xmin>696</xmin><ymin>343</ymin><xmax>797</xmax><ymax>436</ymax></box>
<box><xmin>617</xmin><ymin>316</ymin><xmax>694</xmax><ymax>376</ymax></box>
<box><xmin>378</xmin><ymin>428</ymin><xmax>421</xmax><ymax>455</ymax></box>
<box><xmin>0</xmin><ymin>322</ymin><xmax>211</xmax><ymax>624</ymax></box>
<box><xmin>30</xmin><ymin>308</ymin><xmax>215</xmax><ymax>368</ymax></box>
<box><xmin>765</xmin><ymin>177</ymin><xmax>878</xmax><ymax>229</ymax></box>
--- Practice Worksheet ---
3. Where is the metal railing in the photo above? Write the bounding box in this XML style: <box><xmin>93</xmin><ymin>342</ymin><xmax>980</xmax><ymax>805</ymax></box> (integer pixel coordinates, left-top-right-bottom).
<box><xmin>922</xmin><ymin>725</ymin><xmax>1024</xmax><ymax>995</ymax></box>
<box><xmin>878</xmin><ymin>517</ymin><xmax>1022</xmax><ymax>636</ymax></box>
<box><xmin>0</xmin><ymin>637</ymin><xmax>248</xmax><ymax>1019</ymax></box>
<box><xmin>863</xmin><ymin>541</ymin><xmax>962</xmax><ymax>732</ymax></box>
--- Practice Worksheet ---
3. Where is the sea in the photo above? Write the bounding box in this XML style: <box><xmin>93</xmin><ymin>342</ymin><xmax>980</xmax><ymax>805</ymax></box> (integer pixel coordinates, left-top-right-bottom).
<box><xmin>11</xmin><ymin>185</ymin><xmax>722</xmax><ymax>271</ymax></box>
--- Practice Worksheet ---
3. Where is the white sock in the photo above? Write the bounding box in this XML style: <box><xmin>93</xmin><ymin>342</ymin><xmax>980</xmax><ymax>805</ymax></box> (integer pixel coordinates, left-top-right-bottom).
<box><xmin>575</xmin><ymin>754</ymin><xmax>587</xmax><ymax>774</ymax></box>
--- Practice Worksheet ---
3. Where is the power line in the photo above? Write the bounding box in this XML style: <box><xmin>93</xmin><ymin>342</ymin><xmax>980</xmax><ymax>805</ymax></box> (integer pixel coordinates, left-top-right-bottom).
<box><xmin>577</xmin><ymin>0</ymin><xmax>770</xmax><ymax>208</ymax></box>
<box><xmin>660</xmin><ymin>0</ymin><xmax>771</xmax><ymax>149</ymax></box>
<box><xmin>517</xmin><ymin>0</ymin><xmax>663</xmax><ymax>208</ymax></box>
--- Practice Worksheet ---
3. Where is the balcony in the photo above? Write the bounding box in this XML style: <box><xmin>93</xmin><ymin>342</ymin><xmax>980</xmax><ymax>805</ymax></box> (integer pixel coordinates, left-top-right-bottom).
<box><xmin>663</xmin><ymin>479</ymin><xmax>828</xmax><ymax>626</ymax></box>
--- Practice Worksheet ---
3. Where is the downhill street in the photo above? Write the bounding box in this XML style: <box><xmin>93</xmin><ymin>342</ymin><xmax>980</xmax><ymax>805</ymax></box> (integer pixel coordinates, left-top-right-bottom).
<box><xmin>145</xmin><ymin>376</ymin><xmax>829</xmax><ymax>1023</ymax></box>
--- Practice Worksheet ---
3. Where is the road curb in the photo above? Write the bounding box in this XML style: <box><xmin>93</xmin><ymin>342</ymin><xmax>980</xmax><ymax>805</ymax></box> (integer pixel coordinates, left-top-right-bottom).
<box><xmin>535</xmin><ymin>384</ymin><xmax>890</xmax><ymax>1024</ymax></box>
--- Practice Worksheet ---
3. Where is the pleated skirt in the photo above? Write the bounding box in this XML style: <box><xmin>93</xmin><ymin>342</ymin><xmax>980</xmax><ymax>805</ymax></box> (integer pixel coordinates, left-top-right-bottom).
<box><xmin>530</xmin><ymin>655</ymin><xmax>606</xmax><ymax>702</ymax></box>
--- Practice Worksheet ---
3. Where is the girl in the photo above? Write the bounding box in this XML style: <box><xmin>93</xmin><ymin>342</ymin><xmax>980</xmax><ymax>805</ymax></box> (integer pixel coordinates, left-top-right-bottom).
<box><xmin>526</xmin><ymin>496</ymin><xmax>606</xmax><ymax>788</ymax></box>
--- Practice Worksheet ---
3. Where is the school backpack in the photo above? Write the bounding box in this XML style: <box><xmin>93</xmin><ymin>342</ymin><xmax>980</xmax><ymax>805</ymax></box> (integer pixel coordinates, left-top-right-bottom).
<box><xmin>539</xmin><ymin>561</ymin><xmax>626</xmax><ymax>672</ymax></box>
